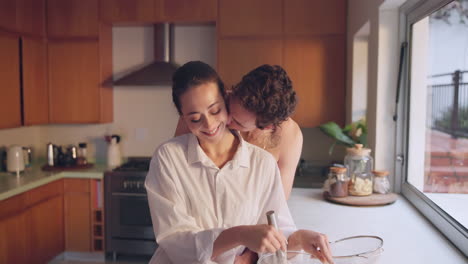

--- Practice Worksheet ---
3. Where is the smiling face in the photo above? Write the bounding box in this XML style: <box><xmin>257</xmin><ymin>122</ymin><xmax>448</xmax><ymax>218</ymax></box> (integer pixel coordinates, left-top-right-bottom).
<box><xmin>180</xmin><ymin>81</ymin><xmax>229</xmax><ymax>144</ymax></box>
<box><xmin>227</xmin><ymin>97</ymin><xmax>258</xmax><ymax>132</ymax></box>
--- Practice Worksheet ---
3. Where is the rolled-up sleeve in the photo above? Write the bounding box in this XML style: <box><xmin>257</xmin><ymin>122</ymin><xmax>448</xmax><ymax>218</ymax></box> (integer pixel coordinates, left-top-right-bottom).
<box><xmin>145</xmin><ymin>147</ymin><xmax>223</xmax><ymax>264</ymax></box>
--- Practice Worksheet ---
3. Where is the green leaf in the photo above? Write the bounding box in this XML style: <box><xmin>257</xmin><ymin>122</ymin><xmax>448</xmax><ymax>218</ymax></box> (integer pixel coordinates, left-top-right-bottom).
<box><xmin>328</xmin><ymin>141</ymin><xmax>337</xmax><ymax>155</ymax></box>
<box><xmin>319</xmin><ymin>122</ymin><xmax>356</xmax><ymax>146</ymax></box>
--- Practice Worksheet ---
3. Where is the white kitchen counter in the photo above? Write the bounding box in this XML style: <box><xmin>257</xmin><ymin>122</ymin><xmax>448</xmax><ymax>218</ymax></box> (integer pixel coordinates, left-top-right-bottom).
<box><xmin>288</xmin><ymin>188</ymin><xmax>467</xmax><ymax>264</ymax></box>
<box><xmin>0</xmin><ymin>163</ymin><xmax>106</xmax><ymax>201</ymax></box>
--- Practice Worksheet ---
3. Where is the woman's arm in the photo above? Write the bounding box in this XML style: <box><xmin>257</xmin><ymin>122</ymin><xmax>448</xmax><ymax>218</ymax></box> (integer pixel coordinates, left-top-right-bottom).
<box><xmin>212</xmin><ymin>225</ymin><xmax>287</xmax><ymax>260</ymax></box>
<box><xmin>277</xmin><ymin>118</ymin><xmax>303</xmax><ymax>199</ymax></box>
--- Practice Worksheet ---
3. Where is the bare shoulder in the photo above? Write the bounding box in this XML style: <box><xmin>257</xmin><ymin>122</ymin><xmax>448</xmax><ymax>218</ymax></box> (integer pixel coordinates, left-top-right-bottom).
<box><xmin>279</xmin><ymin>118</ymin><xmax>303</xmax><ymax>145</ymax></box>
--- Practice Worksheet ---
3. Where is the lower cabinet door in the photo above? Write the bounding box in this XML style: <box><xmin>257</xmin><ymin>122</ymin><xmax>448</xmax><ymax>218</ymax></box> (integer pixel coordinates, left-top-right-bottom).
<box><xmin>28</xmin><ymin>195</ymin><xmax>64</xmax><ymax>264</ymax></box>
<box><xmin>64</xmin><ymin>190</ymin><xmax>91</xmax><ymax>251</ymax></box>
<box><xmin>0</xmin><ymin>211</ymin><xmax>29</xmax><ymax>264</ymax></box>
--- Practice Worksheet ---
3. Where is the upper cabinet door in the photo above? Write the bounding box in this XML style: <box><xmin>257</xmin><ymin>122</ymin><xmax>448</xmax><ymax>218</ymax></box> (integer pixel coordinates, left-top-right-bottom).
<box><xmin>284</xmin><ymin>0</ymin><xmax>346</xmax><ymax>36</ymax></box>
<box><xmin>161</xmin><ymin>0</ymin><xmax>217</xmax><ymax>22</ymax></box>
<box><xmin>0</xmin><ymin>31</ymin><xmax>21</xmax><ymax>129</ymax></box>
<box><xmin>0</xmin><ymin>0</ymin><xmax>17</xmax><ymax>31</ymax></box>
<box><xmin>16</xmin><ymin>0</ymin><xmax>46</xmax><ymax>36</ymax></box>
<box><xmin>48</xmin><ymin>41</ymin><xmax>101</xmax><ymax>123</ymax></box>
<box><xmin>22</xmin><ymin>37</ymin><xmax>49</xmax><ymax>125</ymax></box>
<box><xmin>285</xmin><ymin>36</ymin><xmax>346</xmax><ymax>127</ymax></box>
<box><xmin>218</xmin><ymin>39</ymin><xmax>283</xmax><ymax>89</ymax></box>
<box><xmin>218</xmin><ymin>0</ymin><xmax>282</xmax><ymax>37</ymax></box>
<box><xmin>47</xmin><ymin>0</ymin><xmax>99</xmax><ymax>38</ymax></box>
<box><xmin>100</xmin><ymin>0</ymin><xmax>160</xmax><ymax>23</ymax></box>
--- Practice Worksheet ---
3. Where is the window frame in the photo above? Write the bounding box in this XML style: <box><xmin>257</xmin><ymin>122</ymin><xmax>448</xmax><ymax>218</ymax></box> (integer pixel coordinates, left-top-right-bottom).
<box><xmin>397</xmin><ymin>0</ymin><xmax>468</xmax><ymax>255</ymax></box>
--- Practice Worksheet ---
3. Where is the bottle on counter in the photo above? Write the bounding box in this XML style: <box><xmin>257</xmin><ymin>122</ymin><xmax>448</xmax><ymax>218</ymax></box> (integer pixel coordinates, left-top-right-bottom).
<box><xmin>345</xmin><ymin>144</ymin><xmax>373</xmax><ymax>196</ymax></box>
<box><xmin>76</xmin><ymin>142</ymin><xmax>88</xmax><ymax>165</ymax></box>
<box><xmin>327</xmin><ymin>166</ymin><xmax>349</xmax><ymax>197</ymax></box>
<box><xmin>107</xmin><ymin>136</ymin><xmax>121</xmax><ymax>169</ymax></box>
<box><xmin>373</xmin><ymin>170</ymin><xmax>391</xmax><ymax>194</ymax></box>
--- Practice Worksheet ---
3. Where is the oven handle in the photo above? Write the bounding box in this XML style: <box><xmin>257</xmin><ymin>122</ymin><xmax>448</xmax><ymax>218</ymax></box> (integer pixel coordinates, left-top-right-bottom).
<box><xmin>112</xmin><ymin>192</ymin><xmax>148</xmax><ymax>197</ymax></box>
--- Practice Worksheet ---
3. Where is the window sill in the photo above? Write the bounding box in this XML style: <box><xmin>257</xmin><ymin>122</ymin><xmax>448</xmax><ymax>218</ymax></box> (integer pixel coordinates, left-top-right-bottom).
<box><xmin>288</xmin><ymin>188</ymin><xmax>466</xmax><ymax>263</ymax></box>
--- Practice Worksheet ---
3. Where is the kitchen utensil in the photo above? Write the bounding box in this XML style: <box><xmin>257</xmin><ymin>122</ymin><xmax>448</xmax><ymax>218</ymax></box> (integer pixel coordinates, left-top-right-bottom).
<box><xmin>7</xmin><ymin>145</ymin><xmax>25</xmax><ymax>173</ymax></box>
<box><xmin>266</xmin><ymin>211</ymin><xmax>287</xmax><ymax>264</ymax></box>
<box><xmin>47</xmin><ymin>143</ymin><xmax>57</xmax><ymax>166</ymax></box>
<box><xmin>22</xmin><ymin>146</ymin><xmax>32</xmax><ymax>168</ymax></box>
<box><xmin>258</xmin><ymin>236</ymin><xmax>383</xmax><ymax>264</ymax></box>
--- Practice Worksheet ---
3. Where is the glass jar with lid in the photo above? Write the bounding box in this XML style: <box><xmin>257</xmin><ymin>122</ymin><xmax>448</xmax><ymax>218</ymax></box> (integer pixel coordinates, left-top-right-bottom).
<box><xmin>327</xmin><ymin>167</ymin><xmax>349</xmax><ymax>197</ymax></box>
<box><xmin>345</xmin><ymin>144</ymin><xmax>373</xmax><ymax>196</ymax></box>
<box><xmin>373</xmin><ymin>170</ymin><xmax>391</xmax><ymax>194</ymax></box>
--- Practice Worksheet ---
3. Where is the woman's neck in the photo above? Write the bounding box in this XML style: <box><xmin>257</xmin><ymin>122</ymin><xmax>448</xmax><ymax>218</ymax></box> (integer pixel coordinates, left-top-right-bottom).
<box><xmin>199</xmin><ymin>130</ymin><xmax>239</xmax><ymax>168</ymax></box>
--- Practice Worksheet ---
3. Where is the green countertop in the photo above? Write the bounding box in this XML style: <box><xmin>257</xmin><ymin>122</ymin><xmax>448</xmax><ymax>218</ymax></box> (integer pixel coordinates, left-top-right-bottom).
<box><xmin>0</xmin><ymin>163</ymin><xmax>108</xmax><ymax>201</ymax></box>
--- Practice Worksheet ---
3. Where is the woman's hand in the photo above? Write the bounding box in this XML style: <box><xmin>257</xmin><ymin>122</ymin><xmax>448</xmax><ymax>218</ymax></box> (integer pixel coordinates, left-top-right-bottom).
<box><xmin>240</xmin><ymin>225</ymin><xmax>287</xmax><ymax>253</ymax></box>
<box><xmin>289</xmin><ymin>230</ymin><xmax>334</xmax><ymax>264</ymax></box>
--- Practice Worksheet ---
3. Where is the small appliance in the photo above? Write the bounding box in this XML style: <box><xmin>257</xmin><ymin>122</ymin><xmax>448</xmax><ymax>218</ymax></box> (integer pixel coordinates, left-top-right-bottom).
<box><xmin>7</xmin><ymin>145</ymin><xmax>25</xmax><ymax>173</ymax></box>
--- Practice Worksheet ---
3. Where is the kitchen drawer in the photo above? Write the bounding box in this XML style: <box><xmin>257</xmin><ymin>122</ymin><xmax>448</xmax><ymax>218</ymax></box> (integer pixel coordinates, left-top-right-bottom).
<box><xmin>0</xmin><ymin>193</ymin><xmax>26</xmax><ymax>220</ymax></box>
<box><xmin>25</xmin><ymin>179</ymin><xmax>63</xmax><ymax>207</ymax></box>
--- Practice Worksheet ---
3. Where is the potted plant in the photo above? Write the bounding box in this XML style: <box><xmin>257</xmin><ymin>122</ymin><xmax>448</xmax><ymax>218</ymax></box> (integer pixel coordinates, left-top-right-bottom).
<box><xmin>319</xmin><ymin>118</ymin><xmax>368</xmax><ymax>155</ymax></box>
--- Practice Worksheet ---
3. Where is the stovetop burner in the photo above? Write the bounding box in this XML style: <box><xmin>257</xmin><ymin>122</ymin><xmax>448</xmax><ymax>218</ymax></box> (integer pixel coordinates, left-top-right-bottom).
<box><xmin>113</xmin><ymin>157</ymin><xmax>151</xmax><ymax>172</ymax></box>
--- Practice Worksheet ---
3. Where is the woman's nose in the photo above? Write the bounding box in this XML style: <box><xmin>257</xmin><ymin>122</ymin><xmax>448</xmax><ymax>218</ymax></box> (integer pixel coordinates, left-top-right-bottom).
<box><xmin>203</xmin><ymin>115</ymin><xmax>216</xmax><ymax>129</ymax></box>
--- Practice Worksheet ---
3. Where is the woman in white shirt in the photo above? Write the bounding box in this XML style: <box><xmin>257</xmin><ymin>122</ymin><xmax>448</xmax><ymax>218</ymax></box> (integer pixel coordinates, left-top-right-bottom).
<box><xmin>145</xmin><ymin>61</ymin><xmax>334</xmax><ymax>264</ymax></box>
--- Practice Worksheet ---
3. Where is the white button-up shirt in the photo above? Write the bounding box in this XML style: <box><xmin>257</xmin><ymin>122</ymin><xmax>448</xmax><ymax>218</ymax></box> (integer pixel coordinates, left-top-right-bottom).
<box><xmin>145</xmin><ymin>132</ymin><xmax>296</xmax><ymax>264</ymax></box>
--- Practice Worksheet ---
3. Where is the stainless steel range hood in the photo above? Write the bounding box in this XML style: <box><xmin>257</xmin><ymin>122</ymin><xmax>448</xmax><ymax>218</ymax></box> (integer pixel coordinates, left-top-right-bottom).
<box><xmin>113</xmin><ymin>24</ymin><xmax>178</xmax><ymax>86</ymax></box>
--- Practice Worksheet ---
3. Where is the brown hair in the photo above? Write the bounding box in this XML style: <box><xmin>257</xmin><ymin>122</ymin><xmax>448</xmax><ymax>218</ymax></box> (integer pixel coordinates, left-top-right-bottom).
<box><xmin>172</xmin><ymin>61</ymin><xmax>226</xmax><ymax>115</ymax></box>
<box><xmin>231</xmin><ymin>64</ymin><xmax>297</xmax><ymax>129</ymax></box>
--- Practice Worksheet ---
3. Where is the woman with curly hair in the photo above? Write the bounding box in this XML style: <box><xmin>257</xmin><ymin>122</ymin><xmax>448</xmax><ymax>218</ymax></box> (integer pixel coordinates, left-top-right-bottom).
<box><xmin>176</xmin><ymin>64</ymin><xmax>302</xmax><ymax>200</ymax></box>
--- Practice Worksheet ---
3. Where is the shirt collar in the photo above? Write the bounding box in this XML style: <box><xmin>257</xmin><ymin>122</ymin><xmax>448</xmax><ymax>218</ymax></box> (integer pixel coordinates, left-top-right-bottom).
<box><xmin>186</xmin><ymin>131</ymin><xmax>250</xmax><ymax>169</ymax></box>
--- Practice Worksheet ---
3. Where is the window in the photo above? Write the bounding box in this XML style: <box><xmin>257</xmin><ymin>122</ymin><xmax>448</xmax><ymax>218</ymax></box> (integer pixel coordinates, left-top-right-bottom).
<box><xmin>399</xmin><ymin>0</ymin><xmax>468</xmax><ymax>255</ymax></box>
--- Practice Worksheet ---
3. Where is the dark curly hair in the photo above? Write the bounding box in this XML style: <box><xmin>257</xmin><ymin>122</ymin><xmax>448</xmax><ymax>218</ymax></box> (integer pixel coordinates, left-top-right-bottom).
<box><xmin>231</xmin><ymin>64</ymin><xmax>297</xmax><ymax>129</ymax></box>
<box><xmin>172</xmin><ymin>61</ymin><xmax>226</xmax><ymax>115</ymax></box>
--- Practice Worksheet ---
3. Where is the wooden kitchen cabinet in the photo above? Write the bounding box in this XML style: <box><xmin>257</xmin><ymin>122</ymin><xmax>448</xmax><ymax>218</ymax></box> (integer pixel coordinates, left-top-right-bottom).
<box><xmin>28</xmin><ymin>195</ymin><xmax>64</xmax><ymax>264</ymax></box>
<box><xmin>0</xmin><ymin>193</ymin><xmax>28</xmax><ymax>264</ymax></box>
<box><xmin>218</xmin><ymin>38</ymin><xmax>283</xmax><ymax>89</ymax></box>
<box><xmin>0</xmin><ymin>0</ymin><xmax>17</xmax><ymax>32</ymax></box>
<box><xmin>161</xmin><ymin>0</ymin><xmax>217</xmax><ymax>22</ymax></box>
<box><xmin>47</xmin><ymin>0</ymin><xmax>99</xmax><ymax>38</ymax></box>
<box><xmin>22</xmin><ymin>37</ymin><xmax>49</xmax><ymax>125</ymax></box>
<box><xmin>100</xmin><ymin>0</ymin><xmax>161</xmax><ymax>23</ymax></box>
<box><xmin>0</xmin><ymin>31</ymin><xmax>21</xmax><ymax>129</ymax></box>
<box><xmin>64</xmin><ymin>179</ymin><xmax>92</xmax><ymax>252</ymax></box>
<box><xmin>284</xmin><ymin>0</ymin><xmax>346</xmax><ymax>36</ymax></box>
<box><xmin>16</xmin><ymin>0</ymin><xmax>46</xmax><ymax>36</ymax></box>
<box><xmin>284</xmin><ymin>36</ymin><xmax>346</xmax><ymax>127</ymax></box>
<box><xmin>218</xmin><ymin>0</ymin><xmax>282</xmax><ymax>37</ymax></box>
<box><xmin>48</xmin><ymin>41</ymin><xmax>103</xmax><ymax>123</ymax></box>
<box><xmin>26</xmin><ymin>180</ymin><xmax>64</xmax><ymax>263</ymax></box>
<box><xmin>0</xmin><ymin>0</ymin><xmax>46</xmax><ymax>36</ymax></box>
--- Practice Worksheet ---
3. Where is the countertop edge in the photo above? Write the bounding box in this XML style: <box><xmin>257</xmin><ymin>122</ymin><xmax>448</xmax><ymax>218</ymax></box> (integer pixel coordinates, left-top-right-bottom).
<box><xmin>0</xmin><ymin>171</ymin><xmax>104</xmax><ymax>201</ymax></box>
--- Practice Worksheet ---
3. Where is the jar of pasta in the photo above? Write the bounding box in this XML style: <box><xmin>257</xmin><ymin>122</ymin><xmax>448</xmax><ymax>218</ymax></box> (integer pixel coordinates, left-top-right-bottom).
<box><xmin>345</xmin><ymin>144</ymin><xmax>373</xmax><ymax>196</ymax></box>
<box><xmin>373</xmin><ymin>170</ymin><xmax>391</xmax><ymax>194</ymax></box>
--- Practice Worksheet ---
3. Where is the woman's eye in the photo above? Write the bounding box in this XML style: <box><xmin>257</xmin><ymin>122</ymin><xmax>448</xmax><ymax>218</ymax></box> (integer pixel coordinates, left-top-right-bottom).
<box><xmin>211</xmin><ymin>109</ymin><xmax>221</xmax><ymax>115</ymax></box>
<box><xmin>191</xmin><ymin>118</ymin><xmax>201</xmax><ymax>123</ymax></box>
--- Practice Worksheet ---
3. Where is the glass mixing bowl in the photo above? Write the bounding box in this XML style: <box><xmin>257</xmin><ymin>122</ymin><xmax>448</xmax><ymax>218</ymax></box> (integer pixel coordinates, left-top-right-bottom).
<box><xmin>257</xmin><ymin>235</ymin><xmax>383</xmax><ymax>264</ymax></box>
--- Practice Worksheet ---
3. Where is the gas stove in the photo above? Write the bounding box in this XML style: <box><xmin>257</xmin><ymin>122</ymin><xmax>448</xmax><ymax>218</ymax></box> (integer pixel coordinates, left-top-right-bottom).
<box><xmin>104</xmin><ymin>156</ymin><xmax>157</xmax><ymax>260</ymax></box>
<box><xmin>113</xmin><ymin>157</ymin><xmax>151</xmax><ymax>172</ymax></box>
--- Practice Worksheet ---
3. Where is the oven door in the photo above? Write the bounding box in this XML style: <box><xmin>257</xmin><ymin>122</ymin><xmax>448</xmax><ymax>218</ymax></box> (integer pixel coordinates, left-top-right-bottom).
<box><xmin>110</xmin><ymin>192</ymin><xmax>155</xmax><ymax>240</ymax></box>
